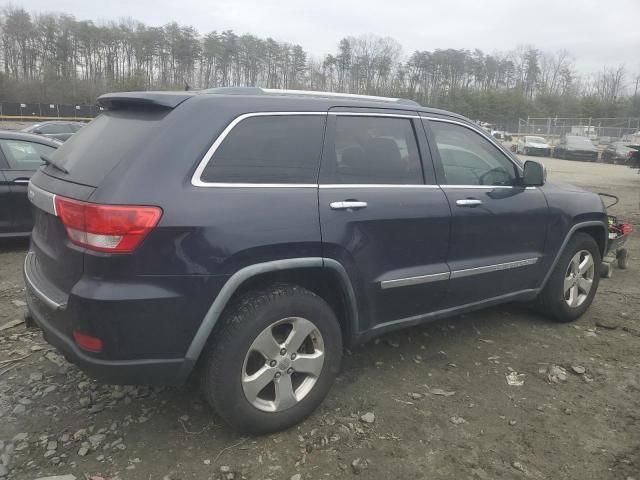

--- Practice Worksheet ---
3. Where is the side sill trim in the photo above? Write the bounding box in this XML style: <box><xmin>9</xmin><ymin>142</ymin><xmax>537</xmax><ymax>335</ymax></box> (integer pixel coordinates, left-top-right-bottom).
<box><xmin>368</xmin><ymin>288</ymin><xmax>540</xmax><ymax>335</ymax></box>
<box><xmin>381</xmin><ymin>272</ymin><xmax>450</xmax><ymax>289</ymax></box>
<box><xmin>450</xmin><ymin>258</ymin><xmax>539</xmax><ymax>279</ymax></box>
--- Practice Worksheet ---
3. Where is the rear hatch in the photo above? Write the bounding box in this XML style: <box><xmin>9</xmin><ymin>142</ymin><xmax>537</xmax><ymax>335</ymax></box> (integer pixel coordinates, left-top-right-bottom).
<box><xmin>28</xmin><ymin>92</ymin><xmax>193</xmax><ymax>298</ymax></box>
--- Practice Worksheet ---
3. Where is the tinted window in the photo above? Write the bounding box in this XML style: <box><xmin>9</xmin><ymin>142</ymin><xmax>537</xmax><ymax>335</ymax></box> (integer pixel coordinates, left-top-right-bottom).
<box><xmin>46</xmin><ymin>109</ymin><xmax>171</xmax><ymax>186</ymax></box>
<box><xmin>430</xmin><ymin>121</ymin><xmax>517</xmax><ymax>186</ymax></box>
<box><xmin>201</xmin><ymin>115</ymin><xmax>325</xmax><ymax>184</ymax></box>
<box><xmin>40</xmin><ymin>123</ymin><xmax>71</xmax><ymax>134</ymax></box>
<box><xmin>0</xmin><ymin>140</ymin><xmax>54</xmax><ymax>170</ymax></box>
<box><xmin>322</xmin><ymin>116</ymin><xmax>423</xmax><ymax>184</ymax></box>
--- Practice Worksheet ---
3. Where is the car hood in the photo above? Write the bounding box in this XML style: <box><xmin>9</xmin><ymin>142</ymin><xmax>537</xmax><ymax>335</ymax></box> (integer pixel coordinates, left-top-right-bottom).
<box><xmin>525</xmin><ymin>142</ymin><xmax>549</xmax><ymax>148</ymax></box>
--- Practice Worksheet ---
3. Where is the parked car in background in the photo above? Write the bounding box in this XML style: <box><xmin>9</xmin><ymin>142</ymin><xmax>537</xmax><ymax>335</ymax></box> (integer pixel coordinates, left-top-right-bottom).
<box><xmin>516</xmin><ymin>135</ymin><xmax>551</xmax><ymax>157</ymax></box>
<box><xmin>0</xmin><ymin>131</ymin><xmax>59</xmax><ymax>237</ymax></box>
<box><xmin>22</xmin><ymin>121</ymin><xmax>85</xmax><ymax>142</ymax></box>
<box><xmin>601</xmin><ymin>141</ymin><xmax>638</xmax><ymax>164</ymax></box>
<box><xmin>553</xmin><ymin>135</ymin><xmax>599</xmax><ymax>161</ymax></box>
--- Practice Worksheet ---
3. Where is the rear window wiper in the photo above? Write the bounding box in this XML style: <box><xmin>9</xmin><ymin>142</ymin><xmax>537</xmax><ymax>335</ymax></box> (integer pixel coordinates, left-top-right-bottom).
<box><xmin>40</xmin><ymin>153</ymin><xmax>69</xmax><ymax>174</ymax></box>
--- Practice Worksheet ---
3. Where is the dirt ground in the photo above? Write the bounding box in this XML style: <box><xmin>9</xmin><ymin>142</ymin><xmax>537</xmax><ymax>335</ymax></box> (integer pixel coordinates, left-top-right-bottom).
<box><xmin>0</xmin><ymin>157</ymin><xmax>638</xmax><ymax>480</ymax></box>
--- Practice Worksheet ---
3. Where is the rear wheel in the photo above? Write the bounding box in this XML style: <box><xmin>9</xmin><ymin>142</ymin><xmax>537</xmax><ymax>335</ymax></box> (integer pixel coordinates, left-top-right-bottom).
<box><xmin>538</xmin><ymin>233</ymin><xmax>601</xmax><ymax>322</ymax></box>
<box><xmin>201</xmin><ymin>284</ymin><xmax>342</xmax><ymax>433</ymax></box>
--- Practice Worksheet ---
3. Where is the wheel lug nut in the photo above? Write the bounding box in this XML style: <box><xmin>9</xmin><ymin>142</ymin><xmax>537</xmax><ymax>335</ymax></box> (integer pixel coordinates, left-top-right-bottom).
<box><xmin>274</xmin><ymin>371</ymin><xmax>281</xmax><ymax>378</ymax></box>
<box><xmin>287</xmin><ymin>367</ymin><xmax>294</xmax><ymax>374</ymax></box>
<box><xmin>269</xmin><ymin>360</ymin><xmax>277</xmax><ymax>367</ymax></box>
<box><xmin>280</xmin><ymin>348</ymin><xmax>287</xmax><ymax>355</ymax></box>
<box><xmin>291</xmin><ymin>353</ymin><xmax>296</xmax><ymax>360</ymax></box>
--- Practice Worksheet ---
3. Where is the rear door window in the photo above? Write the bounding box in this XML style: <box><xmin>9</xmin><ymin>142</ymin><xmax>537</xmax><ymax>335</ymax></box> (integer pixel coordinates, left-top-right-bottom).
<box><xmin>0</xmin><ymin>140</ymin><xmax>53</xmax><ymax>170</ymax></box>
<box><xmin>321</xmin><ymin>116</ymin><xmax>423</xmax><ymax>184</ymax></box>
<box><xmin>200</xmin><ymin>115</ymin><xmax>326</xmax><ymax>184</ymax></box>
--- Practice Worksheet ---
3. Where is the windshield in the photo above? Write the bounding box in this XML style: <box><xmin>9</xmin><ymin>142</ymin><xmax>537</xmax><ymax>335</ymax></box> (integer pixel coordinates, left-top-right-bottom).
<box><xmin>526</xmin><ymin>136</ymin><xmax>546</xmax><ymax>143</ymax></box>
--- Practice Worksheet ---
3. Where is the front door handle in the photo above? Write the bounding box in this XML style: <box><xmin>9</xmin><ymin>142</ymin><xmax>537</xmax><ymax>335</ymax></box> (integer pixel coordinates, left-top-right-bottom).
<box><xmin>330</xmin><ymin>201</ymin><xmax>368</xmax><ymax>210</ymax></box>
<box><xmin>12</xmin><ymin>178</ymin><xmax>30</xmax><ymax>185</ymax></box>
<box><xmin>456</xmin><ymin>199</ymin><xmax>483</xmax><ymax>207</ymax></box>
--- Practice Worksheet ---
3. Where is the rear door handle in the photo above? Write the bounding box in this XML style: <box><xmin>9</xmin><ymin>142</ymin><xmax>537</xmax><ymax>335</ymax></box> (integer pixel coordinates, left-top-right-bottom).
<box><xmin>456</xmin><ymin>199</ymin><xmax>483</xmax><ymax>207</ymax></box>
<box><xmin>330</xmin><ymin>201</ymin><xmax>368</xmax><ymax>210</ymax></box>
<box><xmin>12</xmin><ymin>178</ymin><xmax>30</xmax><ymax>185</ymax></box>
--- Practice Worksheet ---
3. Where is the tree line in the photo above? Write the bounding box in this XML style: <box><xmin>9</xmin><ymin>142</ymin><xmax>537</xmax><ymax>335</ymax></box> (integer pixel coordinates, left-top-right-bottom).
<box><xmin>1</xmin><ymin>6</ymin><xmax>638</xmax><ymax>124</ymax></box>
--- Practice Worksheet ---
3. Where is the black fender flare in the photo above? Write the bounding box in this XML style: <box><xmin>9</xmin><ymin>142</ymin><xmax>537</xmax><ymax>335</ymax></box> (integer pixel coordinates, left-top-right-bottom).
<box><xmin>538</xmin><ymin>220</ymin><xmax>608</xmax><ymax>290</ymax></box>
<box><xmin>179</xmin><ymin>257</ymin><xmax>358</xmax><ymax>378</ymax></box>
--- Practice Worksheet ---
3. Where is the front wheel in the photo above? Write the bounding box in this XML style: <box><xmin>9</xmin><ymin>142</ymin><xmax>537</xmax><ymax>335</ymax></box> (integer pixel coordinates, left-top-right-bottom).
<box><xmin>538</xmin><ymin>233</ymin><xmax>601</xmax><ymax>322</ymax></box>
<box><xmin>201</xmin><ymin>284</ymin><xmax>343</xmax><ymax>434</ymax></box>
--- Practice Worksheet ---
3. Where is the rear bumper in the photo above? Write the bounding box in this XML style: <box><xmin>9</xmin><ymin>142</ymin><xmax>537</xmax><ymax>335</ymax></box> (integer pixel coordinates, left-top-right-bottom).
<box><xmin>24</xmin><ymin>252</ymin><xmax>202</xmax><ymax>385</ymax></box>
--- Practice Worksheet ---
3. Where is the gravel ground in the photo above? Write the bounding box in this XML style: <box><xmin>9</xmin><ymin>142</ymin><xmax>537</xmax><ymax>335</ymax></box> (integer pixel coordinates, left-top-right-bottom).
<box><xmin>0</xmin><ymin>157</ymin><xmax>638</xmax><ymax>480</ymax></box>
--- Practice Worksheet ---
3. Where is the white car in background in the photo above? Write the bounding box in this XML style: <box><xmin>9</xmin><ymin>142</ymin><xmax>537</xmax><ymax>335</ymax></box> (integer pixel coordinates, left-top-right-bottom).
<box><xmin>516</xmin><ymin>135</ymin><xmax>551</xmax><ymax>157</ymax></box>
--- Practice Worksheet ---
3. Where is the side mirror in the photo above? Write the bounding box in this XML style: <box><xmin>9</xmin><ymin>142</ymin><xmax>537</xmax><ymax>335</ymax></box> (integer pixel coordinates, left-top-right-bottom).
<box><xmin>523</xmin><ymin>160</ymin><xmax>546</xmax><ymax>186</ymax></box>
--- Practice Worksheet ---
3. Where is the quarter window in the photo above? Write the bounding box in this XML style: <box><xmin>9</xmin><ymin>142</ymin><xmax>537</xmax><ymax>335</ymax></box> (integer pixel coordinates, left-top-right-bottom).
<box><xmin>429</xmin><ymin>121</ymin><xmax>518</xmax><ymax>186</ymax></box>
<box><xmin>201</xmin><ymin>115</ymin><xmax>325</xmax><ymax>184</ymax></box>
<box><xmin>321</xmin><ymin>116</ymin><xmax>423</xmax><ymax>184</ymax></box>
<box><xmin>0</xmin><ymin>140</ymin><xmax>54</xmax><ymax>170</ymax></box>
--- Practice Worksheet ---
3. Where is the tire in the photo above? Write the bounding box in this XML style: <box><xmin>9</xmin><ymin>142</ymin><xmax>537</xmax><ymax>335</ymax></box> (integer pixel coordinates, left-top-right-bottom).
<box><xmin>617</xmin><ymin>248</ymin><xmax>629</xmax><ymax>269</ymax></box>
<box><xmin>200</xmin><ymin>283</ymin><xmax>343</xmax><ymax>434</ymax></box>
<box><xmin>538</xmin><ymin>232</ymin><xmax>601</xmax><ymax>322</ymax></box>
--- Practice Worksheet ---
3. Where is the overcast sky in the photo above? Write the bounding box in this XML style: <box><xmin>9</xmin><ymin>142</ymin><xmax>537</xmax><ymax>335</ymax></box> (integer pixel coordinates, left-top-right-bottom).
<box><xmin>16</xmin><ymin>0</ymin><xmax>640</xmax><ymax>75</ymax></box>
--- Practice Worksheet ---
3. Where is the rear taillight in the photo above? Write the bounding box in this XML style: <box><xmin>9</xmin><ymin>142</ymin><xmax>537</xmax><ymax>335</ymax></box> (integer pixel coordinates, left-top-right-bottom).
<box><xmin>54</xmin><ymin>196</ymin><xmax>162</xmax><ymax>253</ymax></box>
<box><xmin>73</xmin><ymin>331</ymin><xmax>103</xmax><ymax>353</ymax></box>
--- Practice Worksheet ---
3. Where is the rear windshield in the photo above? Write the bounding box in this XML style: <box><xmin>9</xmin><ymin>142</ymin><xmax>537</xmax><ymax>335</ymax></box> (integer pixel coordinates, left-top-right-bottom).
<box><xmin>44</xmin><ymin>109</ymin><xmax>170</xmax><ymax>186</ymax></box>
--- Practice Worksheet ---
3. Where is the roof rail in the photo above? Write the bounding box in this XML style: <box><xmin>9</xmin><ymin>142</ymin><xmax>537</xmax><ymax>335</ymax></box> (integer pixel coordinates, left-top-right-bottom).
<box><xmin>201</xmin><ymin>87</ymin><xmax>420</xmax><ymax>106</ymax></box>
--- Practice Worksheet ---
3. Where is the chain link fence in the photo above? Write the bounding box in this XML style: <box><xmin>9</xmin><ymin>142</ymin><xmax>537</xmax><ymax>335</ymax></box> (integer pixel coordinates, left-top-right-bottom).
<box><xmin>0</xmin><ymin>102</ymin><xmax>102</xmax><ymax>120</ymax></box>
<box><xmin>518</xmin><ymin>117</ymin><xmax>640</xmax><ymax>144</ymax></box>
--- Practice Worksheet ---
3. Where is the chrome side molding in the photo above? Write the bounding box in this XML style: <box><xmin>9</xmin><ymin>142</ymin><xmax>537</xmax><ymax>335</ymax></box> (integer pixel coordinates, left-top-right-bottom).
<box><xmin>450</xmin><ymin>258</ymin><xmax>539</xmax><ymax>279</ymax></box>
<box><xmin>381</xmin><ymin>272</ymin><xmax>450</xmax><ymax>289</ymax></box>
<box><xmin>380</xmin><ymin>257</ymin><xmax>539</xmax><ymax>289</ymax></box>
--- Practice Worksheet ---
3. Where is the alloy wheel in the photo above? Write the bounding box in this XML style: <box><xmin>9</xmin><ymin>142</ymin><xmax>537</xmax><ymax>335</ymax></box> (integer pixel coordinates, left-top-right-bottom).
<box><xmin>564</xmin><ymin>250</ymin><xmax>595</xmax><ymax>308</ymax></box>
<box><xmin>241</xmin><ymin>317</ymin><xmax>324</xmax><ymax>412</ymax></box>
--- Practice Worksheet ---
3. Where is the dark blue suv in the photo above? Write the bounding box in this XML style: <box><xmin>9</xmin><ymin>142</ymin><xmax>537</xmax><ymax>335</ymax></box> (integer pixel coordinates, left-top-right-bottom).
<box><xmin>24</xmin><ymin>88</ymin><xmax>608</xmax><ymax>433</ymax></box>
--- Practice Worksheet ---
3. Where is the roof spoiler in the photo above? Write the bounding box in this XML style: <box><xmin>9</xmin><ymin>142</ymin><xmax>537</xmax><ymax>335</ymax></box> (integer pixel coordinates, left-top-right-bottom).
<box><xmin>97</xmin><ymin>92</ymin><xmax>195</xmax><ymax>110</ymax></box>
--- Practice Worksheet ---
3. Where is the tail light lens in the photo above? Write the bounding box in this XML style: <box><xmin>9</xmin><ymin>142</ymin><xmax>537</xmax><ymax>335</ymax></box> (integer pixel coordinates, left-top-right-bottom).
<box><xmin>54</xmin><ymin>196</ymin><xmax>162</xmax><ymax>253</ymax></box>
<box><xmin>73</xmin><ymin>331</ymin><xmax>103</xmax><ymax>353</ymax></box>
<box><xmin>621</xmin><ymin>223</ymin><xmax>633</xmax><ymax>236</ymax></box>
